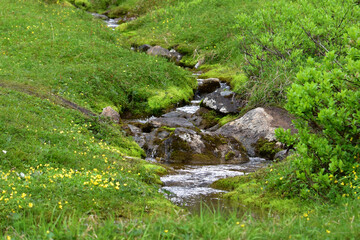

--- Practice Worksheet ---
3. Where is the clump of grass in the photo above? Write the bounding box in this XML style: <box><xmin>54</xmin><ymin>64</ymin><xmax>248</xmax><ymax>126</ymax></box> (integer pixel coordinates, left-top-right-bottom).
<box><xmin>4</xmin><ymin>196</ymin><xmax>360</xmax><ymax>239</ymax></box>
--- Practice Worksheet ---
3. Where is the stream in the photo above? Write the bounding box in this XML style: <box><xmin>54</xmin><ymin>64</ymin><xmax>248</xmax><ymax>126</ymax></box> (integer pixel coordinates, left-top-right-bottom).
<box><xmin>98</xmin><ymin>15</ymin><xmax>271</xmax><ymax>211</ymax></box>
<box><xmin>160</xmin><ymin>158</ymin><xmax>268</xmax><ymax>211</ymax></box>
<box><xmin>140</xmin><ymin>74</ymin><xmax>270</xmax><ymax>210</ymax></box>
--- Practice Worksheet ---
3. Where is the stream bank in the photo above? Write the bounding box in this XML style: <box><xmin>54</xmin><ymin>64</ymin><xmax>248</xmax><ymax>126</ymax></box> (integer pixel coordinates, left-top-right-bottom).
<box><xmin>96</xmin><ymin>14</ymin><xmax>296</xmax><ymax>210</ymax></box>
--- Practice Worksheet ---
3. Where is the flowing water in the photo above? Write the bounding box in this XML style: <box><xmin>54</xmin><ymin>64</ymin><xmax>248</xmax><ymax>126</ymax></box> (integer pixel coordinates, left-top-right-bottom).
<box><xmin>99</xmin><ymin>16</ymin><xmax>270</xmax><ymax>211</ymax></box>
<box><xmin>160</xmin><ymin>158</ymin><xmax>269</xmax><ymax>211</ymax></box>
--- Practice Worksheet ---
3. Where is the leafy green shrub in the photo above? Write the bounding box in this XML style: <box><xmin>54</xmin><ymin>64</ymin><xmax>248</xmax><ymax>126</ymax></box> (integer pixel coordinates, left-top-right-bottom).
<box><xmin>272</xmin><ymin>28</ymin><xmax>360</xmax><ymax>200</ymax></box>
<box><xmin>235</xmin><ymin>0</ymin><xmax>360</xmax><ymax>106</ymax></box>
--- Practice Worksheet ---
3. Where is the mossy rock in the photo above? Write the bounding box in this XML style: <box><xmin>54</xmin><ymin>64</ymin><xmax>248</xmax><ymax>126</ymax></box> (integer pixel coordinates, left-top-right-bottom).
<box><xmin>253</xmin><ymin>137</ymin><xmax>282</xmax><ymax>160</ymax></box>
<box><xmin>179</xmin><ymin>55</ymin><xmax>197</xmax><ymax>68</ymax></box>
<box><xmin>156</xmin><ymin>127</ymin><xmax>249</xmax><ymax>164</ymax></box>
<box><xmin>193</xmin><ymin>108</ymin><xmax>222</xmax><ymax>129</ymax></box>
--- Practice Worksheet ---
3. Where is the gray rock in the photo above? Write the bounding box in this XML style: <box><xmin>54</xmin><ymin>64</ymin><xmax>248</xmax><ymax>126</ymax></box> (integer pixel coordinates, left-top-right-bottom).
<box><xmin>162</xmin><ymin>111</ymin><xmax>192</xmax><ymax>119</ymax></box>
<box><xmin>201</xmin><ymin>89</ymin><xmax>244</xmax><ymax>114</ymax></box>
<box><xmin>147</xmin><ymin>46</ymin><xmax>171</xmax><ymax>58</ymax></box>
<box><xmin>274</xmin><ymin>149</ymin><xmax>294</xmax><ymax>161</ymax></box>
<box><xmin>156</xmin><ymin>128</ymin><xmax>249</xmax><ymax>164</ymax></box>
<box><xmin>138</xmin><ymin>44</ymin><xmax>152</xmax><ymax>52</ymax></box>
<box><xmin>100</xmin><ymin>106</ymin><xmax>120</xmax><ymax>123</ymax></box>
<box><xmin>127</xmin><ymin>124</ymin><xmax>146</xmax><ymax>148</ymax></box>
<box><xmin>169</xmin><ymin>49</ymin><xmax>182</xmax><ymax>62</ymax></box>
<box><xmin>216</xmin><ymin>107</ymin><xmax>295</xmax><ymax>156</ymax></box>
<box><xmin>189</xmin><ymin>107</ymin><xmax>218</xmax><ymax>129</ymax></box>
<box><xmin>197</xmin><ymin>78</ymin><xmax>221</xmax><ymax>94</ymax></box>
<box><xmin>149</xmin><ymin>117</ymin><xmax>195</xmax><ymax>128</ymax></box>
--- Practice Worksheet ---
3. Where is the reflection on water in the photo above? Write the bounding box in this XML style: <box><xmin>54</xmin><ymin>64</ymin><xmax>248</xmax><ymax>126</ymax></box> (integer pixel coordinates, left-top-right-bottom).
<box><xmin>160</xmin><ymin>157</ymin><xmax>269</xmax><ymax>212</ymax></box>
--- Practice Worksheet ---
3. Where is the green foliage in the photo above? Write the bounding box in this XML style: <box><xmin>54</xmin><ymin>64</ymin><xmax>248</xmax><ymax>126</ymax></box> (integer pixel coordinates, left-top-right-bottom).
<box><xmin>272</xmin><ymin>31</ymin><xmax>360</xmax><ymax>200</ymax></box>
<box><xmin>235</xmin><ymin>0</ymin><xmax>360</xmax><ymax>106</ymax></box>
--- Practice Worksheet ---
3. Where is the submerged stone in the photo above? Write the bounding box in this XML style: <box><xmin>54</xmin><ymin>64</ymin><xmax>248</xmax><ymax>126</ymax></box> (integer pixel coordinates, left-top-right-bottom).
<box><xmin>201</xmin><ymin>88</ymin><xmax>244</xmax><ymax>114</ymax></box>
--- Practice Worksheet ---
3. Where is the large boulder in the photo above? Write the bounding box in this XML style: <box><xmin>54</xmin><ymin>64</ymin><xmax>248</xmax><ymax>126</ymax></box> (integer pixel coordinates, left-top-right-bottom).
<box><xmin>156</xmin><ymin>127</ymin><xmax>249</xmax><ymax>164</ymax></box>
<box><xmin>201</xmin><ymin>89</ymin><xmax>244</xmax><ymax>114</ymax></box>
<box><xmin>216</xmin><ymin>107</ymin><xmax>295</xmax><ymax>157</ymax></box>
<box><xmin>197</xmin><ymin>78</ymin><xmax>221</xmax><ymax>95</ymax></box>
<box><xmin>147</xmin><ymin>46</ymin><xmax>171</xmax><ymax>58</ymax></box>
<box><xmin>100</xmin><ymin>106</ymin><xmax>120</xmax><ymax>123</ymax></box>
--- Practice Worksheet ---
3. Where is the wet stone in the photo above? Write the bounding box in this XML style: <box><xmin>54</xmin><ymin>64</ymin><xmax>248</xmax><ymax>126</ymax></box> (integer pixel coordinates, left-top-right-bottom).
<box><xmin>197</xmin><ymin>78</ymin><xmax>221</xmax><ymax>94</ymax></box>
<box><xmin>149</xmin><ymin>117</ymin><xmax>195</xmax><ymax>128</ymax></box>
<box><xmin>201</xmin><ymin>89</ymin><xmax>244</xmax><ymax>114</ymax></box>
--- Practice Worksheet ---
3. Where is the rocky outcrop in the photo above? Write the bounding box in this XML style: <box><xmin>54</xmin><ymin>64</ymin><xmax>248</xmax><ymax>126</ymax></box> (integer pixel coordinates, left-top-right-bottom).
<box><xmin>201</xmin><ymin>88</ymin><xmax>244</xmax><ymax>114</ymax></box>
<box><xmin>147</xmin><ymin>46</ymin><xmax>171</xmax><ymax>58</ymax></box>
<box><xmin>156</xmin><ymin>128</ymin><xmax>249</xmax><ymax>164</ymax></box>
<box><xmin>100</xmin><ymin>106</ymin><xmax>120</xmax><ymax>123</ymax></box>
<box><xmin>216</xmin><ymin>107</ymin><xmax>295</xmax><ymax>157</ymax></box>
<box><xmin>146</xmin><ymin>46</ymin><xmax>182</xmax><ymax>62</ymax></box>
<box><xmin>197</xmin><ymin>78</ymin><xmax>221</xmax><ymax>94</ymax></box>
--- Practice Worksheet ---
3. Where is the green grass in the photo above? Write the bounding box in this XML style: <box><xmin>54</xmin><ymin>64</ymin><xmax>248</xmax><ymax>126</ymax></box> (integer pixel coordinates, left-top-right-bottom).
<box><xmin>3</xmin><ymin>194</ymin><xmax>360</xmax><ymax>239</ymax></box>
<box><xmin>117</xmin><ymin>0</ymin><xmax>269</xmax><ymax>107</ymax></box>
<box><xmin>0</xmin><ymin>0</ymin><xmax>191</xmax><ymax>235</ymax></box>
<box><xmin>0</xmin><ymin>0</ymin><xmax>196</xmax><ymax>116</ymax></box>
<box><xmin>0</xmin><ymin>87</ymin><xmax>176</xmax><ymax>231</ymax></box>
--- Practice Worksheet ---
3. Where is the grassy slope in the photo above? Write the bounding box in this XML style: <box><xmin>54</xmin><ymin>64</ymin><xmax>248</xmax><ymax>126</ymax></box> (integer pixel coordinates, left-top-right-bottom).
<box><xmin>118</xmin><ymin>0</ymin><xmax>267</xmax><ymax>108</ymax></box>
<box><xmin>0</xmin><ymin>87</ymin><xmax>179</xmax><ymax>236</ymax></box>
<box><xmin>0</xmin><ymin>0</ymin><xmax>196</xmax><ymax>116</ymax></box>
<box><xmin>0</xmin><ymin>0</ymin><xmax>185</xmax><ymax>237</ymax></box>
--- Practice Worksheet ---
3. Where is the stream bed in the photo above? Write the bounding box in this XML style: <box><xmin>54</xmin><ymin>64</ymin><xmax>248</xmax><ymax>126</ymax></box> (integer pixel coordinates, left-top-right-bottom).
<box><xmin>98</xmin><ymin>15</ymin><xmax>272</xmax><ymax>211</ymax></box>
<box><xmin>160</xmin><ymin>158</ymin><xmax>268</xmax><ymax>211</ymax></box>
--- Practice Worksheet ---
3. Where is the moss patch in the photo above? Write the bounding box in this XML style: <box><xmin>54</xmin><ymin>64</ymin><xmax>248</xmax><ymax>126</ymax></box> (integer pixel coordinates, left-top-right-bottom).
<box><xmin>254</xmin><ymin>137</ymin><xmax>282</xmax><ymax>160</ymax></box>
<box><xmin>212</xmin><ymin>175</ymin><xmax>305</xmax><ymax>214</ymax></box>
